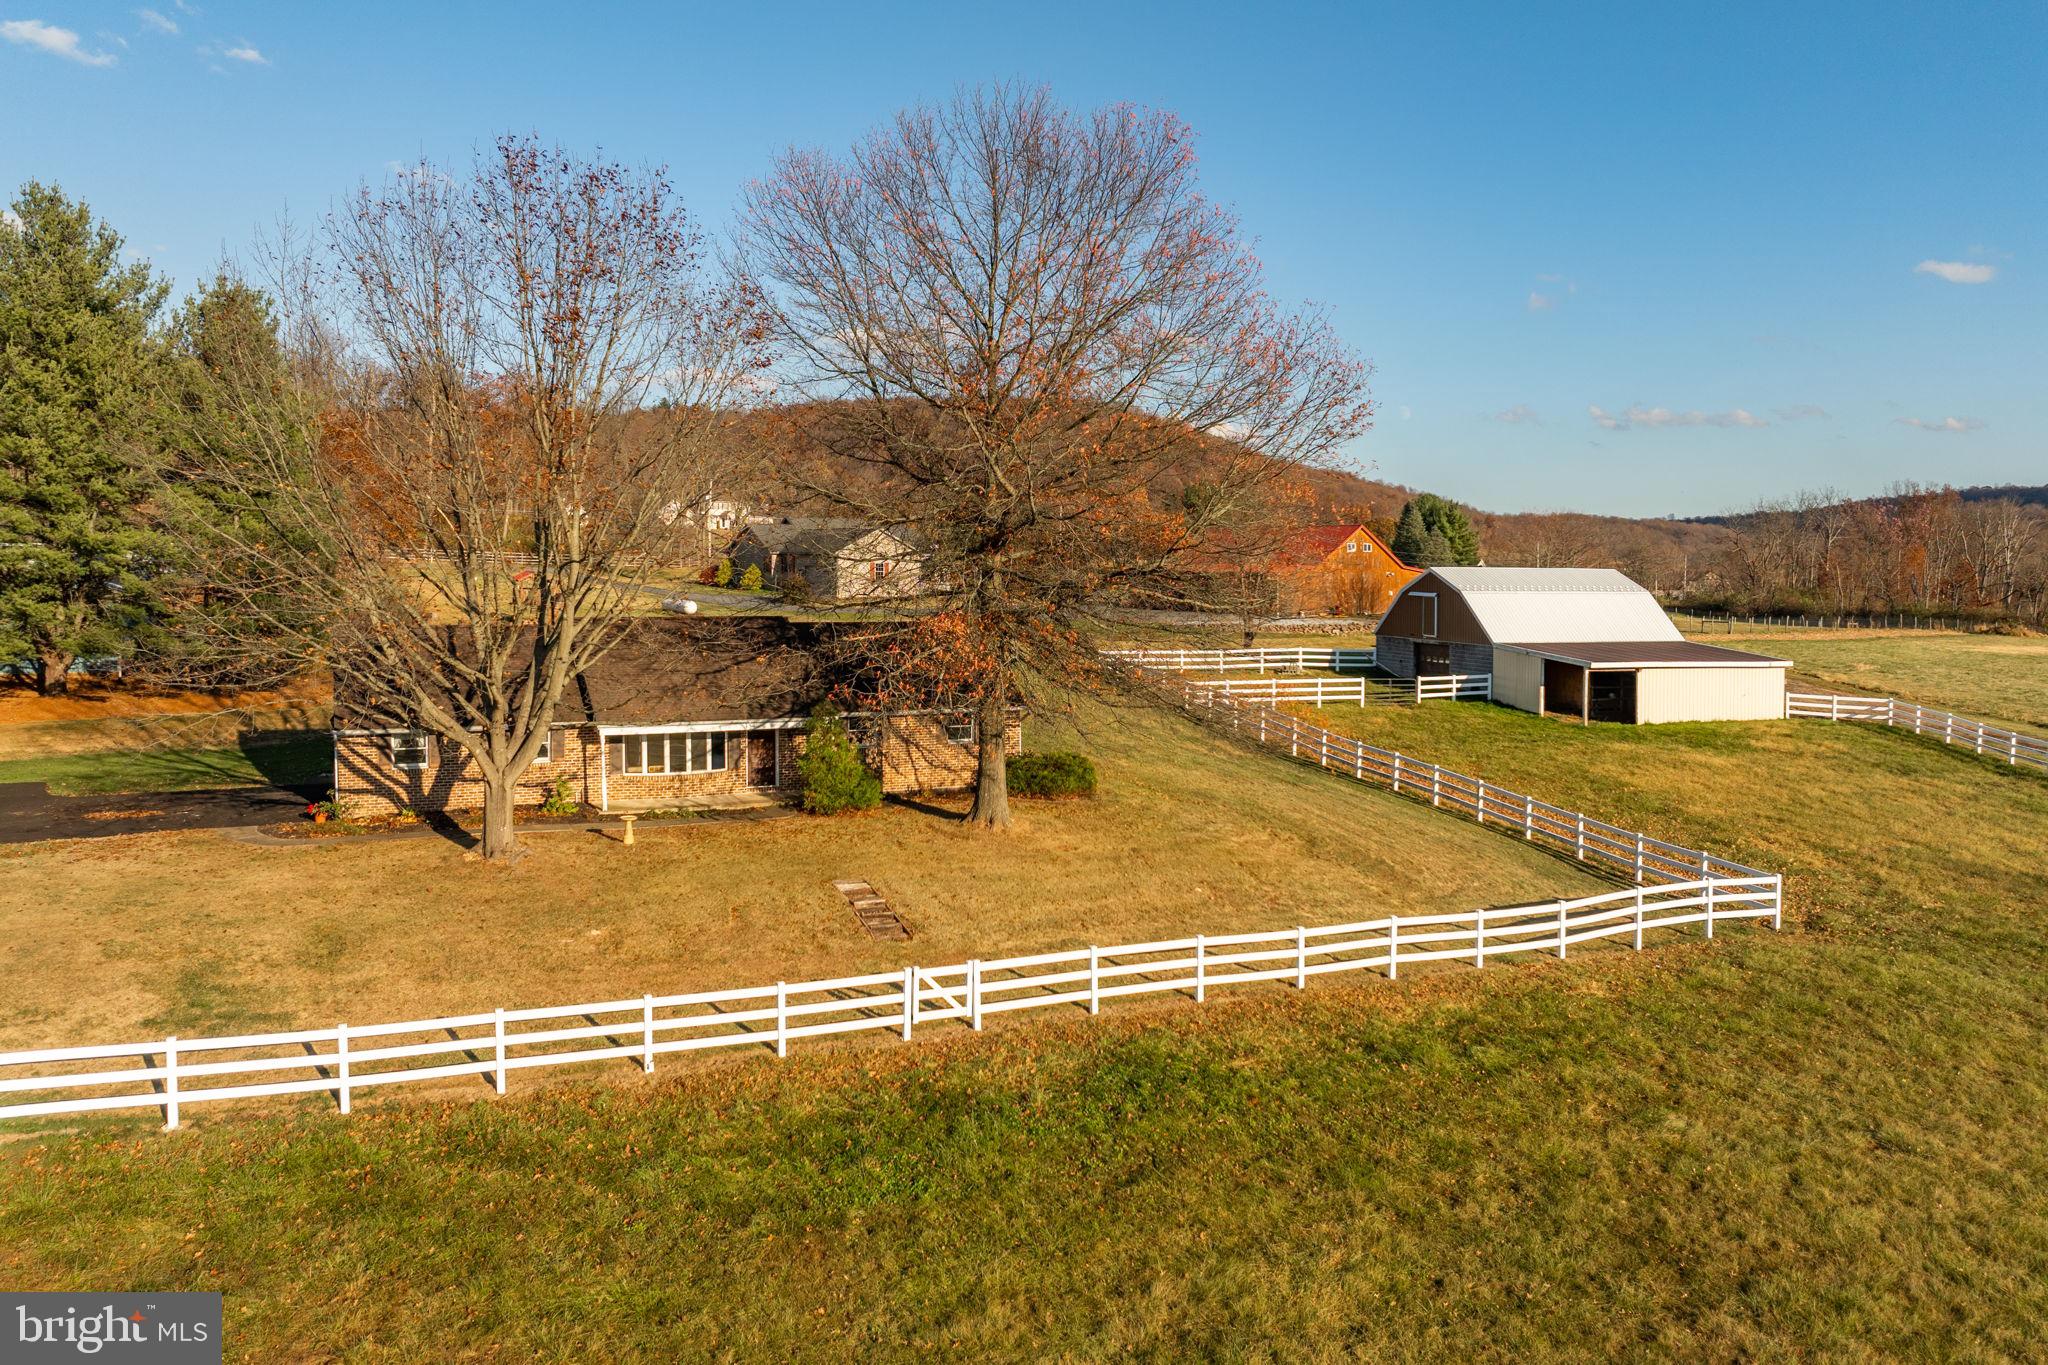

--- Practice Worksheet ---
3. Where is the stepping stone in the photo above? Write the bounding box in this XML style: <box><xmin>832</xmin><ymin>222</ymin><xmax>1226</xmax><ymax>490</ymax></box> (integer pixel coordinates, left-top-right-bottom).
<box><xmin>835</xmin><ymin>879</ymin><xmax>911</xmax><ymax>941</ymax></box>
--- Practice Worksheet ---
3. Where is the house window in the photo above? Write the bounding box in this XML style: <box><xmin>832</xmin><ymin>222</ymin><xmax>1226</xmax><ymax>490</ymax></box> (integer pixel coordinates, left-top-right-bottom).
<box><xmin>871</xmin><ymin>560</ymin><xmax>894</xmax><ymax>581</ymax></box>
<box><xmin>533</xmin><ymin>733</ymin><xmax>551</xmax><ymax>764</ymax></box>
<box><xmin>618</xmin><ymin>731</ymin><xmax>728</xmax><ymax>775</ymax></box>
<box><xmin>1344</xmin><ymin>541</ymin><xmax>1358</xmax><ymax>553</ymax></box>
<box><xmin>944</xmin><ymin>714</ymin><xmax>976</xmax><ymax>745</ymax></box>
<box><xmin>1414</xmin><ymin>592</ymin><xmax>1439</xmax><ymax>638</ymax></box>
<box><xmin>388</xmin><ymin>732</ymin><xmax>430</xmax><ymax>771</ymax></box>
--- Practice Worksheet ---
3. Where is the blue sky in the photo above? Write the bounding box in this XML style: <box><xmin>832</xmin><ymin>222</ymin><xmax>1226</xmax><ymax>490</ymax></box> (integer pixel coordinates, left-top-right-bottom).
<box><xmin>3</xmin><ymin>1</ymin><xmax>2041</xmax><ymax>516</ymax></box>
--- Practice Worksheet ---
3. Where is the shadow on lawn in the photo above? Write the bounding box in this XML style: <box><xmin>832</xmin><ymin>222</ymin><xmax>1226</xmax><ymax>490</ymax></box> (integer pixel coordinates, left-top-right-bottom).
<box><xmin>235</xmin><ymin>731</ymin><xmax>332</xmax><ymax>799</ymax></box>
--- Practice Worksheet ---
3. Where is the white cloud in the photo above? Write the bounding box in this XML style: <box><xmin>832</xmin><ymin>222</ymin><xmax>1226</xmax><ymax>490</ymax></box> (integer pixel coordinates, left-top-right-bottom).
<box><xmin>1526</xmin><ymin>291</ymin><xmax>1555</xmax><ymax>312</ymax></box>
<box><xmin>1895</xmin><ymin>415</ymin><xmax>1985</xmax><ymax>434</ymax></box>
<box><xmin>1493</xmin><ymin>404</ymin><xmax>1539</xmax><ymax>425</ymax></box>
<box><xmin>135</xmin><ymin>7</ymin><xmax>177</xmax><ymax>34</ymax></box>
<box><xmin>1</xmin><ymin>18</ymin><xmax>118</xmax><ymax>66</ymax></box>
<box><xmin>1588</xmin><ymin>404</ymin><xmax>1768</xmax><ymax>431</ymax></box>
<box><xmin>1773</xmin><ymin>404</ymin><xmax>1829</xmax><ymax>422</ymax></box>
<box><xmin>221</xmin><ymin>41</ymin><xmax>266</xmax><ymax>63</ymax></box>
<box><xmin>1914</xmin><ymin>259</ymin><xmax>1996</xmax><ymax>285</ymax></box>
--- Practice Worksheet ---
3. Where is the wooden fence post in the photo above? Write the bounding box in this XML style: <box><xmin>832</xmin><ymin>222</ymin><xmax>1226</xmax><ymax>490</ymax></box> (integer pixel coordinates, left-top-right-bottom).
<box><xmin>1474</xmin><ymin>910</ymin><xmax>1486</xmax><ymax>969</ymax></box>
<box><xmin>775</xmin><ymin>982</ymin><xmax>789</xmax><ymax>1057</ymax></box>
<box><xmin>1431</xmin><ymin>767</ymin><xmax>1441</xmax><ymax>807</ymax></box>
<box><xmin>493</xmin><ymin>1008</ymin><xmax>507</xmax><ymax>1094</ymax></box>
<box><xmin>1633</xmin><ymin>889</ymin><xmax>1645</xmax><ymax>950</ymax></box>
<box><xmin>1772</xmin><ymin>876</ymin><xmax>1783</xmax><ymax>931</ymax></box>
<box><xmin>642</xmin><ymin>994</ymin><xmax>655</xmax><ymax>1074</ymax></box>
<box><xmin>337</xmin><ymin>1023</ymin><xmax>351</xmax><ymax>1115</ymax></box>
<box><xmin>1524</xmin><ymin>794</ymin><xmax>1535</xmax><ymax>840</ymax></box>
<box><xmin>1387</xmin><ymin>917</ymin><xmax>1400</xmax><ymax>980</ymax></box>
<box><xmin>1295</xmin><ymin>927</ymin><xmax>1308</xmax><ymax>989</ymax></box>
<box><xmin>968</xmin><ymin>960</ymin><xmax>983</xmax><ymax>1031</ymax></box>
<box><xmin>1557</xmin><ymin>903</ymin><xmax>1568</xmax><ymax>959</ymax></box>
<box><xmin>1391</xmin><ymin>753</ymin><xmax>1402</xmax><ymax>793</ymax></box>
<box><xmin>1195</xmin><ymin>935</ymin><xmax>1207</xmax><ymax>1002</ymax></box>
<box><xmin>1088</xmin><ymin>947</ymin><xmax>1101</xmax><ymax>1015</ymax></box>
<box><xmin>163</xmin><ymin>1037</ymin><xmax>180</xmax><ymax>1131</ymax></box>
<box><xmin>1634</xmin><ymin>834</ymin><xmax>1645</xmax><ymax>884</ymax></box>
<box><xmin>901</xmin><ymin>966</ymin><xmax>916</xmax><ymax>1040</ymax></box>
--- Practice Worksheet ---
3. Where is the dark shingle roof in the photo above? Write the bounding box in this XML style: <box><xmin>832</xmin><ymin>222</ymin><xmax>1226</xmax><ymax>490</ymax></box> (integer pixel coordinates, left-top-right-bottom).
<box><xmin>1500</xmin><ymin>640</ymin><xmax>1790</xmax><ymax>667</ymax></box>
<box><xmin>739</xmin><ymin>518</ymin><xmax>919</xmax><ymax>558</ymax></box>
<box><xmin>332</xmin><ymin>617</ymin><xmax>851</xmax><ymax>729</ymax></box>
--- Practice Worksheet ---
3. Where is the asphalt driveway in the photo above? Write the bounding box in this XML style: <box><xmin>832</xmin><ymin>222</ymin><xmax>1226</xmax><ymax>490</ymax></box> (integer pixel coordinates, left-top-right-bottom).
<box><xmin>0</xmin><ymin>781</ymin><xmax>316</xmax><ymax>844</ymax></box>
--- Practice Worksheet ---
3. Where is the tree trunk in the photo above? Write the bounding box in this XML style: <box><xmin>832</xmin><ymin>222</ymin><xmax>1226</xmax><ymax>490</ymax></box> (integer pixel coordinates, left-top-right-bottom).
<box><xmin>479</xmin><ymin>770</ymin><xmax>521</xmax><ymax>861</ymax></box>
<box><xmin>965</xmin><ymin>686</ymin><xmax>1012</xmax><ymax>830</ymax></box>
<box><xmin>35</xmin><ymin>648</ymin><xmax>74</xmax><ymax>696</ymax></box>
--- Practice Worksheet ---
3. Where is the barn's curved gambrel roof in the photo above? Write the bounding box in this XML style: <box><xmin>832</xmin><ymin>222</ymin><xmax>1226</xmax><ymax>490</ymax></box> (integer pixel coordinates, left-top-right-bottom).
<box><xmin>1398</xmin><ymin>567</ymin><xmax>1683</xmax><ymax>644</ymax></box>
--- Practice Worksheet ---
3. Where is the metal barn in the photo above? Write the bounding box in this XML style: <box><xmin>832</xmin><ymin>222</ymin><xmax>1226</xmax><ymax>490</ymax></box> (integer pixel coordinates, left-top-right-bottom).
<box><xmin>1377</xmin><ymin>567</ymin><xmax>1789</xmax><ymax>724</ymax></box>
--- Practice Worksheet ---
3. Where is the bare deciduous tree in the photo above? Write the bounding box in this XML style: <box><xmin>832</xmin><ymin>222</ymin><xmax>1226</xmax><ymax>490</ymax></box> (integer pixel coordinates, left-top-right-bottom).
<box><xmin>738</xmin><ymin>86</ymin><xmax>1373</xmax><ymax>828</ymax></box>
<box><xmin>177</xmin><ymin>137</ymin><xmax>771</xmax><ymax>859</ymax></box>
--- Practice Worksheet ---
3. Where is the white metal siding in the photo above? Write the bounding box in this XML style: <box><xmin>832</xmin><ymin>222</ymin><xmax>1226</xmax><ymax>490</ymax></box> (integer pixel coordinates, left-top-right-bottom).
<box><xmin>1493</xmin><ymin>647</ymin><xmax>1544</xmax><ymax>713</ymax></box>
<box><xmin>1635</xmin><ymin>666</ymin><xmax>1788</xmax><ymax>723</ymax></box>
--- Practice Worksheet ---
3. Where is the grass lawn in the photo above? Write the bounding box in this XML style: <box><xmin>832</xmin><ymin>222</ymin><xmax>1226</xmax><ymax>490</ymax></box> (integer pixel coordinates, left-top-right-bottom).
<box><xmin>1683</xmin><ymin>628</ymin><xmax>2048</xmax><ymax>734</ymax></box>
<box><xmin>0</xmin><ymin>700</ymin><xmax>1602</xmax><ymax>1050</ymax></box>
<box><xmin>0</xmin><ymin>733</ymin><xmax>332</xmax><ymax>796</ymax></box>
<box><xmin>2</xmin><ymin>692</ymin><xmax>2045</xmax><ymax>1358</ymax></box>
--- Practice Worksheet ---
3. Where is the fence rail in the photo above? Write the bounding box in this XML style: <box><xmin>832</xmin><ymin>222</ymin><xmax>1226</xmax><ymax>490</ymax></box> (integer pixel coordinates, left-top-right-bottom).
<box><xmin>1417</xmin><ymin>672</ymin><xmax>1492</xmax><ymax>701</ymax></box>
<box><xmin>1171</xmin><ymin>678</ymin><xmax>1774</xmax><ymax>890</ymax></box>
<box><xmin>1181</xmin><ymin>675</ymin><xmax>1411</xmax><ymax>706</ymax></box>
<box><xmin>1786</xmin><ymin>693</ymin><xmax>2048</xmax><ymax>771</ymax></box>
<box><xmin>1101</xmin><ymin>646</ymin><xmax>1375</xmax><ymax>673</ymax></box>
<box><xmin>0</xmin><ymin>878</ymin><xmax>1777</xmax><ymax>1131</ymax></box>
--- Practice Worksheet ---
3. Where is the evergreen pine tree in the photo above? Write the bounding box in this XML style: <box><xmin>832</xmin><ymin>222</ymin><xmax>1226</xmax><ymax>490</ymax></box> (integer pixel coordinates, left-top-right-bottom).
<box><xmin>797</xmin><ymin>704</ymin><xmax>882</xmax><ymax>814</ymax></box>
<box><xmin>0</xmin><ymin>183</ymin><xmax>171</xmax><ymax>691</ymax></box>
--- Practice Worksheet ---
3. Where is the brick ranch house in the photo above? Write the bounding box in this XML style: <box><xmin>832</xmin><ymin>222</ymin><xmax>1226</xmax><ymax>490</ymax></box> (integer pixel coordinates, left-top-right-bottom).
<box><xmin>330</xmin><ymin>618</ymin><xmax>1020</xmax><ymax>818</ymax></box>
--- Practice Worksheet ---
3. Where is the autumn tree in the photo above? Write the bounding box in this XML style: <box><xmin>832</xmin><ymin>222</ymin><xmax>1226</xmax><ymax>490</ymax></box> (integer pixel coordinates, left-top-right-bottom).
<box><xmin>738</xmin><ymin>86</ymin><xmax>1372</xmax><ymax>828</ymax></box>
<box><xmin>0</xmin><ymin>182</ymin><xmax>173</xmax><ymax>692</ymax></box>
<box><xmin>176</xmin><ymin>138</ymin><xmax>771</xmax><ymax>859</ymax></box>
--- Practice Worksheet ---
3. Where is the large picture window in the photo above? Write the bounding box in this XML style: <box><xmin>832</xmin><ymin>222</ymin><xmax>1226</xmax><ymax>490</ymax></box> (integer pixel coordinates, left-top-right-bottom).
<box><xmin>618</xmin><ymin>731</ymin><xmax>728</xmax><ymax>775</ymax></box>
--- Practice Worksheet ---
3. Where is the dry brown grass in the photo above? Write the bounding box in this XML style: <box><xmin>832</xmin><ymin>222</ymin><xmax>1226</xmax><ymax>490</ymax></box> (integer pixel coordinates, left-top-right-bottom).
<box><xmin>0</xmin><ymin>702</ymin><xmax>1603</xmax><ymax>1050</ymax></box>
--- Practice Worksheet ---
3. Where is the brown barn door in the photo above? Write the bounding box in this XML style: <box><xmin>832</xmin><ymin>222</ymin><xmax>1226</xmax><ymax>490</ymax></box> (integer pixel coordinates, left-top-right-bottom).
<box><xmin>746</xmin><ymin>731</ymin><xmax>779</xmax><ymax>787</ymax></box>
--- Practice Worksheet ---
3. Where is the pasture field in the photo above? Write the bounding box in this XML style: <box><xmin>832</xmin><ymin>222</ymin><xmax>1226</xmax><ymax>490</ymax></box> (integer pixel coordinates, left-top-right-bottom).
<box><xmin>1686</xmin><ymin>628</ymin><xmax>2048</xmax><ymax>734</ymax></box>
<box><xmin>2</xmin><ymin>668</ymin><xmax>2045</xmax><ymax>1358</ymax></box>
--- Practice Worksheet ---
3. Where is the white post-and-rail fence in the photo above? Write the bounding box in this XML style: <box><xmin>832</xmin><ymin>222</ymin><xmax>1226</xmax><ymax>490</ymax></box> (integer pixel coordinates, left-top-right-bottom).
<box><xmin>0</xmin><ymin>879</ymin><xmax>1777</xmax><ymax>1133</ymax></box>
<box><xmin>1170</xmin><ymin>677</ymin><xmax>1776</xmax><ymax>892</ymax></box>
<box><xmin>1174</xmin><ymin>673</ymin><xmax>1491</xmax><ymax>706</ymax></box>
<box><xmin>0</xmin><ymin>656</ymin><xmax>1778</xmax><ymax>1134</ymax></box>
<box><xmin>1101</xmin><ymin>646</ymin><xmax>1376</xmax><ymax>674</ymax></box>
<box><xmin>1786</xmin><ymin>693</ymin><xmax>2047</xmax><ymax>772</ymax></box>
<box><xmin>1100</xmin><ymin>648</ymin><xmax>1489</xmax><ymax>706</ymax></box>
<box><xmin>1415</xmin><ymin>673</ymin><xmax>1492</xmax><ymax>701</ymax></box>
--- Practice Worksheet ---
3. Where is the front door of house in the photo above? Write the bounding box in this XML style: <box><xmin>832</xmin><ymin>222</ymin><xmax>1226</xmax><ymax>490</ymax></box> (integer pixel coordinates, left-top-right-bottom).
<box><xmin>746</xmin><ymin>731</ymin><xmax>779</xmax><ymax>787</ymax></box>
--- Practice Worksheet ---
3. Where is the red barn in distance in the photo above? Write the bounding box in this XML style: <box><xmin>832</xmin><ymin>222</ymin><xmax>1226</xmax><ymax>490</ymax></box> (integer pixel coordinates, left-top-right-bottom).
<box><xmin>1275</xmin><ymin>523</ymin><xmax>1423</xmax><ymax>618</ymax></box>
